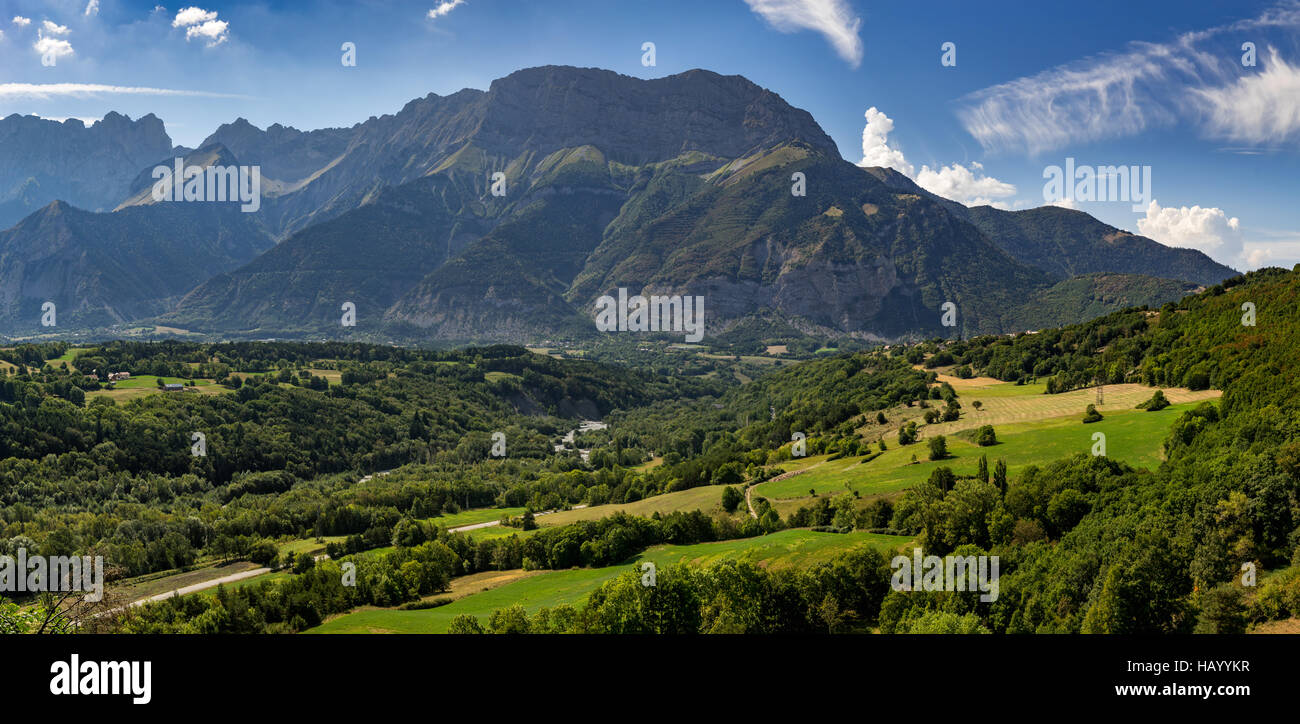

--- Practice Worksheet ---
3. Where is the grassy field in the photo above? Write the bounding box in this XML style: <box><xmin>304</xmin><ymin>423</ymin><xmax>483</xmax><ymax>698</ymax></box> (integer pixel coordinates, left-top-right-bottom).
<box><xmin>535</xmin><ymin>485</ymin><xmax>728</xmax><ymax>527</ymax></box>
<box><xmin>278</xmin><ymin>536</ymin><xmax>346</xmax><ymax>558</ymax></box>
<box><xmin>112</xmin><ymin>561</ymin><xmax>262</xmax><ymax>602</ymax></box>
<box><xmin>425</xmin><ymin>506</ymin><xmax>526</xmax><ymax>529</ymax></box>
<box><xmin>45</xmin><ymin>346</ymin><xmax>97</xmax><ymax>365</ymax></box>
<box><xmin>759</xmin><ymin>399</ymin><xmax>1211</xmax><ymax>501</ymax></box>
<box><xmin>306</xmin><ymin>528</ymin><xmax>910</xmax><ymax>634</ymax></box>
<box><xmin>85</xmin><ymin>374</ymin><xmax>224</xmax><ymax>402</ymax></box>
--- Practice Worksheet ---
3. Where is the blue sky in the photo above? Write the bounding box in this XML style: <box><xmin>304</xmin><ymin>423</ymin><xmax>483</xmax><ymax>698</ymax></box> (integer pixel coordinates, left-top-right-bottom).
<box><xmin>1</xmin><ymin>0</ymin><xmax>1298</xmax><ymax>270</ymax></box>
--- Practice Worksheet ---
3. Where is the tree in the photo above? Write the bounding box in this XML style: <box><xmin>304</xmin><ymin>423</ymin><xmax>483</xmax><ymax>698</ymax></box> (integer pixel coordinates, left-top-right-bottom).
<box><xmin>928</xmin><ymin>435</ymin><xmax>948</xmax><ymax>461</ymax></box>
<box><xmin>977</xmin><ymin>455</ymin><xmax>989</xmax><ymax>484</ymax></box>
<box><xmin>898</xmin><ymin>422</ymin><xmax>918</xmax><ymax>446</ymax></box>
<box><xmin>1193</xmin><ymin>584</ymin><xmax>1247</xmax><ymax>634</ymax></box>
<box><xmin>876</xmin><ymin>411</ymin><xmax>887</xmax><ymax>425</ymax></box>
<box><xmin>974</xmin><ymin>425</ymin><xmax>997</xmax><ymax>446</ymax></box>
<box><xmin>447</xmin><ymin>615</ymin><xmax>485</xmax><ymax>634</ymax></box>
<box><xmin>1083</xmin><ymin>404</ymin><xmax>1103</xmax><ymax>423</ymax></box>
<box><xmin>993</xmin><ymin>459</ymin><xmax>1007</xmax><ymax>496</ymax></box>
<box><xmin>521</xmin><ymin>508</ymin><xmax>537</xmax><ymax>531</ymax></box>
<box><xmin>1137</xmin><ymin>389</ymin><xmax>1170</xmax><ymax>411</ymax></box>
<box><xmin>720</xmin><ymin>486</ymin><xmax>743</xmax><ymax>513</ymax></box>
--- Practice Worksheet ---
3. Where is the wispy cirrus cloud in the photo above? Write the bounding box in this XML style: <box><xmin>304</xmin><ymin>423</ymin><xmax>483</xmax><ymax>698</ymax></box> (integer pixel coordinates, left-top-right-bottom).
<box><xmin>743</xmin><ymin>0</ymin><xmax>863</xmax><ymax>68</ymax></box>
<box><xmin>0</xmin><ymin>83</ymin><xmax>252</xmax><ymax>101</ymax></box>
<box><xmin>957</xmin><ymin>2</ymin><xmax>1300</xmax><ymax>154</ymax></box>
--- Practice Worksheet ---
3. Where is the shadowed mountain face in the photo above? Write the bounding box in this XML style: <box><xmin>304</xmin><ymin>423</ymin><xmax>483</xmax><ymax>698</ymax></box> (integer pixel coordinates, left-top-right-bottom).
<box><xmin>0</xmin><ymin>112</ymin><xmax>174</xmax><ymax>229</ymax></box>
<box><xmin>0</xmin><ymin>200</ymin><xmax>272</xmax><ymax>332</ymax></box>
<box><xmin>860</xmin><ymin>166</ymin><xmax>1238</xmax><ymax>286</ymax></box>
<box><xmin>1</xmin><ymin>65</ymin><xmax>1238</xmax><ymax>341</ymax></box>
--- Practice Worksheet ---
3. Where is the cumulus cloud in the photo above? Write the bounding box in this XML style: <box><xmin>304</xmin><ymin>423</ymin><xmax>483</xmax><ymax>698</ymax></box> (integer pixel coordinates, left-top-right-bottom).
<box><xmin>173</xmin><ymin>7</ymin><xmax>228</xmax><ymax>46</ymax></box>
<box><xmin>86</xmin><ymin>0</ymin><xmax>100</xmax><ymax>17</ymax></box>
<box><xmin>957</xmin><ymin>5</ymin><xmax>1300</xmax><ymax>153</ymax></box>
<box><xmin>1137</xmin><ymin>200</ymin><xmax>1243</xmax><ymax>267</ymax></box>
<box><xmin>428</xmin><ymin>0</ymin><xmax>466</xmax><ymax>19</ymax></box>
<box><xmin>34</xmin><ymin>36</ymin><xmax>74</xmax><ymax>61</ymax></box>
<box><xmin>743</xmin><ymin>0</ymin><xmax>863</xmax><ymax>68</ymax></box>
<box><xmin>855</xmin><ymin>107</ymin><xmax>1017</xmax><ymax>207</ymax></box>
<box><xmin>858</xmin><ymin>107</ymin><xmax>913</xmax><ymax>175</ymax></box>
<box><xmin>12</xmin><ymin>16</ymin><xmax>31</xmax><ymax>27</ymax></box>
<box><xmin>172</xmin><ymin>7</ymin><xmax>216</xmax><ymax>26</ymax></box>
<box><xmin>915</xmin><ymin>162</ymin><xmax>1017</xmax><ymax>208</ymax></box>
<box><xmin>42</xmin><ymin>20</ymin><xmax>70</xmax><ymax>36</ymax></box>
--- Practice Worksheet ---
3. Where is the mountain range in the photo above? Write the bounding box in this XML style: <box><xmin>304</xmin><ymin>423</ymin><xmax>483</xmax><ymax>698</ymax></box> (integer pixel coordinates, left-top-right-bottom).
<box><xmin>0</xmin><ymin>66</ymin><xmax>1238</xmax><ymax>340</ymax></box>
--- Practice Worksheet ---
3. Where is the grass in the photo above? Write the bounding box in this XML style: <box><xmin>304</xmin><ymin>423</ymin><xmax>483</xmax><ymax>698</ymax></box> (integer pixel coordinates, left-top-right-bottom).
<box><xmin>759</xmin><ymin>400</ymin><xmax>1210</xmax><ymax>501</ymax></box>
<box><xmin>536</xmin><ymin>485</ymin><xmax>727</xmax><ymax>527</ymax></box>
<box><xmin>424</xmin><ymin>506</ymin><xmax>526</xmax><ymax>529</ymax></box>
<box><xmin>112</xmin><ymin>561</ymin><xmax>262</xmax><ymax>602</ymax></box>
<box><xmin>305</xmin><ymin>529</ymin><xmax>910</xmax><ymax>634</ymax></box>
<box><xmin>278</xmin><ymin>536</ymin><xmax>346</xmax><ymax>558</ymax></box>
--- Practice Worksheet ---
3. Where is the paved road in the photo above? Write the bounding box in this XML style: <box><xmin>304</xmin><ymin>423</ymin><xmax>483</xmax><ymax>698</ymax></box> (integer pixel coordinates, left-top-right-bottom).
<box><xmin>120</xmin><ymin>505</ymin><xmax>591</xmax><ymax>609</ymax></box>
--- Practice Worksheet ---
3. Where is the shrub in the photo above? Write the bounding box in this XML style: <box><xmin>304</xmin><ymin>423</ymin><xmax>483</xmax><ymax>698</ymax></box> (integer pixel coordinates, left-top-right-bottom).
<box><xmin>928</xmin><ymin>435</ymin><xmax>948</xmax><ymax>461</ymax></box>
<box><xmin>1083</xmin><ymin>404</ymin><xmax>1103</xmax><ymax>423</ymax></box>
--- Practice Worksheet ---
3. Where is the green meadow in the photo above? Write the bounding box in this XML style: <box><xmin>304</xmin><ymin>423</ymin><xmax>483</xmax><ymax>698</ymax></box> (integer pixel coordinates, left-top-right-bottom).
<box><xmin>305</xmin><ymin>528</ymin><xmax>911</xmax><ymax>634</ymax></box>
<box><xmin>757</xmin><ymin>401</ymin><xmax>1206</xmax><ymax>500</ymax></box>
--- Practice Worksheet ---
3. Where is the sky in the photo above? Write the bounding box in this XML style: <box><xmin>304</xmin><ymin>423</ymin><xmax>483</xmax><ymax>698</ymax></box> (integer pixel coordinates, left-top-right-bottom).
<box><xmin>0</xmin><ymin>0</ymin><xmax>1297</xmax><ymax>271</ymax></box>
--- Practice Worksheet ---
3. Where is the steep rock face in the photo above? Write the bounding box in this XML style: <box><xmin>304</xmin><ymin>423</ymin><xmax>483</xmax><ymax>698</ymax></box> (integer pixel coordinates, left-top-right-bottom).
<box><xmin>0</xmin><ymin>112</ymin><xmax>173</xmax><ymax>228</ymax></box>
<box><xmin>470</xmin><ymin>66</ymin><xmax>839</xmax><ymax>163</ymax></box>
<box><xmin>157</xmin><ymin>66</ymin><xmax>838</xmax><ymax>239</ymax></box>
<box><xmin>1</xmin><ymin>65</ymin><xmax>1236</xmax><ymax>341</ymax></box>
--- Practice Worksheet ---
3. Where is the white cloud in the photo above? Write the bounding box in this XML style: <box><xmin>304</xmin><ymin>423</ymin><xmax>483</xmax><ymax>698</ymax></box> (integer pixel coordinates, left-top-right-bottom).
<box><xmin>35</xmin><ymin>37</ymin><xmax>74</xmax><ymax>62</ymax></box>
<box><xmin>0</xmin><ymin>82</ymin><xmax>250</xmax><ymax>100</ymax></box>
<box><xmin>85</xmin><ymin>0</ymin><xmax>100</xmax><ymax>17</ymax></box>
<box><xmin>172</xmin><ymin>7</ymin><xmax>216</xmax><ymax>27</ymax></box>
<box><xmin>915</xmin><ymin>162</ymin><xmax>1017</xmax><ymax>208</ymax></box>
<box><xmin>1137</xmin><ymin>200</ymin><xmax>1243</xmax><ymax>267</ymax></box>
<box><xmin>0</xmin><ymin>30</ymin><xmax>5</xmax><ymax>42</ymax></box>
<box><xmin>427</xmin><ymin>0</ymin><xmax>466</xmax><ymax>19</ymax></box>
<box><xmin>12</xmin><ymin>16</ymin><xmax>31</xmax><ymax>27</ymax></box>
<box><xmin>173</xmin><ymin>7</ymin><xmax>229</xmax><ymax>45</ymax></box>
<box><xmin>857</xmin><ymin>107</ymin><xmax>912</xmax><ymax>176</ymax></box>
<box><xmin>855</xmin><ymin>107</ymin><xmax>1017</xmax><ymax>207</ymax></box>
<box><xmin>186</xmin><ymin>20</ymin><xmax>228</xmax><ymax>46</ymax></box>
<box><xmin>1195</xmin><ymin>49</ymin><xmax>1300</xmax><ymax>145</ymax></box>
<box><xmin>957</xmin><ymin>5</ymin><xmax>1300</xmax><ymax>153</ymax></box>
<box><xmin>743</xmin><ymin>0</ymin><xmax>863</xmax><ymax>68</ymax></box>
<box><xmin>42</xmin><ymin>20</ymin><xmax>70</xmax><ymax>36</ymax></box>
